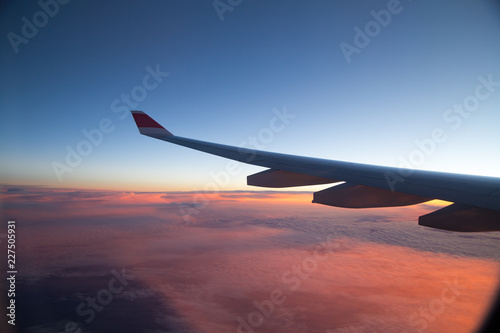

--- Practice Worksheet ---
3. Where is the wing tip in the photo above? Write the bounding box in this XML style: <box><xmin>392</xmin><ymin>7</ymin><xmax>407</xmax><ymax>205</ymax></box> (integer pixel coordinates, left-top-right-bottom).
<box><xmin>131</xmin><ymin>110</ymin><xmax>173</xmax><ymax>137</ymax></box>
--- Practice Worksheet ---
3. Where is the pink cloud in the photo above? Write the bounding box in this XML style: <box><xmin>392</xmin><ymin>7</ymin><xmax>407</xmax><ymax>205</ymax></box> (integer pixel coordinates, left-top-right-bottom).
<box><xmin>2</xmin><ymin>186</ymin><xmax>499</xmax><ymax>332</ymax></box>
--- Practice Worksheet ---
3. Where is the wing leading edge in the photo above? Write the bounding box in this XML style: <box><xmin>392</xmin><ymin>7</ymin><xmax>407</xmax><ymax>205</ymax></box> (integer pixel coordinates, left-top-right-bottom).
<box><xmin>131</xmin><ymin>111</ymin><xmax>500</xmax><ymax>232</ymax></box>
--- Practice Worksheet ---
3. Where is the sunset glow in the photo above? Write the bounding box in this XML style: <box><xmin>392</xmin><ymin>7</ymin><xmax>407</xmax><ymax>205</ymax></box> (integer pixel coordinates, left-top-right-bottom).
<box><xmin>2</xmin><ymin>187</ymin><xmax>499</xmax><ymax>332</ymax></box>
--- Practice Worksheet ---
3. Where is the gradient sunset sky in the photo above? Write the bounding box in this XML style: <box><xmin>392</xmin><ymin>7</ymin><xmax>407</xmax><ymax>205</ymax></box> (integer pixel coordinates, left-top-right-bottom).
<box><xmin>1</xmin><ymin>0</ymin><xmax>500</xmax><ymax>191</ymax></box>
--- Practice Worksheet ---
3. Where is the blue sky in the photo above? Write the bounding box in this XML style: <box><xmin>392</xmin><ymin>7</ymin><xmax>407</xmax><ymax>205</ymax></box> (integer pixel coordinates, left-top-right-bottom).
<box><xmin>1</xmin><ymin>0</ymin><xmax>500</xmax><ymax>191</ymax></box>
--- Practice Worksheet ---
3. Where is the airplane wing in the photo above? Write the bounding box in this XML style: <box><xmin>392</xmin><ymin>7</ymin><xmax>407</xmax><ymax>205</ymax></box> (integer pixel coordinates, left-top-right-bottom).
<box><xmin>131</xmin><ymin>110</ymin><xmax>500</xmax><ymax>232</ymax></box>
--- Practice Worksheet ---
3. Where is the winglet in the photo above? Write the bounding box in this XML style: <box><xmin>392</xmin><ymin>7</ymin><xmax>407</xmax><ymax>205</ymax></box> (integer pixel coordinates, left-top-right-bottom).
<box><xmin>131</xmin><ymin>110</ymin><xmax>173</xmax><ymax>138</ymax></box>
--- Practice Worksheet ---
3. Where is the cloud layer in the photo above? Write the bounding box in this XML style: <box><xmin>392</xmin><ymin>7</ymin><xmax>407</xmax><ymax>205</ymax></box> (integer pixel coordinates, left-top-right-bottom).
<box><xmin>1</xmin><ymin>186</ymin><xmax>499</xmax><ymax>333</ymax></box>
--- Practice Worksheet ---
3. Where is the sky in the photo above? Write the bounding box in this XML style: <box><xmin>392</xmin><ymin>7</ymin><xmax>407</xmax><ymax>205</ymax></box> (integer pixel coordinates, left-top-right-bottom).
<box><xmin>1</xmin><ymin>187</ymin><xmax>499</xmax><ymax>332</ymax></box>
<box><xmin>1</xmin><ymin>0</ymin><xmax>500</xmax><ymax>191</ymax></box>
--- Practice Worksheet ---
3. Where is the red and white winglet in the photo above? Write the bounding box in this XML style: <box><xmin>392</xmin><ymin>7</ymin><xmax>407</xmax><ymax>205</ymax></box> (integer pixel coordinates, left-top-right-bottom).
<box><xmin>131</xmin><ymin>110</ymin><xmax>173</xmax><ymax>138</ymax></box>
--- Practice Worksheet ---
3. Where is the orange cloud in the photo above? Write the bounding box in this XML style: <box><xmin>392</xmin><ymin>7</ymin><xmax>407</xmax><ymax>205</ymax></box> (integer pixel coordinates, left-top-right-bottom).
<box><xmin>2</xmin><ymin>186</ymin><xmax>499</xmax><ymax>332</ymax></box>
<box><xmin>120</xmin><ymin>232</ymin><xmax>498</xmax><ymax>333</ymax></box>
